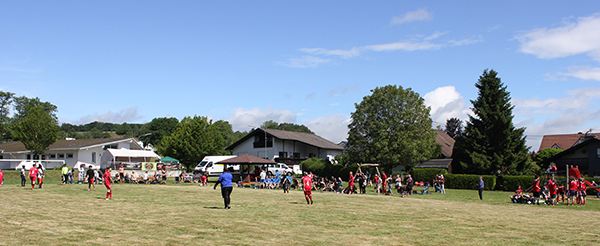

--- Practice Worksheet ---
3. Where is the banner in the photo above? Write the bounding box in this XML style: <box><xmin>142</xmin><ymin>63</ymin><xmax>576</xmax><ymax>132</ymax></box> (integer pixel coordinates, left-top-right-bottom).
<box><xmin>142</xmin><ymin>162</ymin><xmax>157</xmax><ymax>171</ymax></box>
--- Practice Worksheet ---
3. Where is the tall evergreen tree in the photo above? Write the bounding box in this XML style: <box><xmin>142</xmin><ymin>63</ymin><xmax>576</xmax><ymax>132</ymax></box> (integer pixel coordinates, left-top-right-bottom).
<box><xmin>444</xmin><ymin>117</ymin><xmax>463</xmax><ymax>139</ymax></box>
<box><xmin>453</xmin><ymin>69</ymin><xmax>533</xmax><ymax>175</ymax></box>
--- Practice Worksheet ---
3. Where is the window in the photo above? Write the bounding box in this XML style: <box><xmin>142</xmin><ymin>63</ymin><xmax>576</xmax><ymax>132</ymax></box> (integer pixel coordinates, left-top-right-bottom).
<box><xmin>279</xmin><ymin>152</ymin><xmax>288</xmax><ymax>158</ymax></box>
<box><xmin>66</xmin><ymin>153</ymin><xmax>74</xmax><ymax>159</ymax></box>
<box><xmin>91</xmin><ymin>152</ymin><xmax>96</xmax><ymax>164</ymax></box>
<box><xmin>58</xmin><ymin>153</ymin><xmax>65</xmax><ymax>159</ymax></box>
<box><xmin>49</xmin><ymin>154</ymin><xmax>56</xmax><ymax>159</ymax></box>
<box><xmin>27</xmin><ymin>154</ymin><xmax>31</xmax><ymax>160</ymax></box>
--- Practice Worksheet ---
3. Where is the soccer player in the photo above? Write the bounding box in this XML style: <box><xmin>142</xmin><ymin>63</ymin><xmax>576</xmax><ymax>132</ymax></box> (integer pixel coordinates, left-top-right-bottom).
<box><xmin>302</xmin><ymin>172</ymin><xmax>313</xmax><ymax>204</ymax></box>
<box><xmin>347</xmin><ymin>171</ymin><xmax>355</xmax><ymax>194</ymax></box>
<box><xmin>532</xmin><ymin>175</ymin><xmax>541</xmax><ymax>205</ymax></box>
<box><xmin>214</xmin><ymin>166</ymin><xmax>234</xmax><ymax>209</ymax></box>
<box><xmin>37</xmin><ymin>164</ymin><xmax>44</xmax><ymax>189</ymax></box>
<box><xmin>0</xmin><ymin>167</ymin><xmax>4</xmax><ymax>187</ymax></box>
<box><xmin>85</xmin><ymin>165</ymin><xmax>96</xmax><ymax>191</ymax></box>
<box><xmin>102</xmin><ymin>167</ymin><xmax>113</xmax><ymax>200</ymax></box>
<box><xmin>579</xmin><ymin>178</ymin><xmax>587</xmax><ymax>205</ymax></box>
<box><xmin>568</xmin><ymin>178</ymin><xmax>578</xmax><ymax>206</ymax></box>
<box><xmin>20</xmin><ymin>165</ymin><xmax>26</xmax><ymax>187</ymax></box>
<box><xmin>547</xmin><ymin>179</ymin><xmax>557</xmax><ymax>206</ymax></box>
<box><xmin>557</xmin><ymin>185</ymin><xmax>566</xmax><ymax>204</ymax></box>
<box><xmin>29</xmin><ymin>164</ymin><xmax>38</xmax><ymax>189</ymax></box>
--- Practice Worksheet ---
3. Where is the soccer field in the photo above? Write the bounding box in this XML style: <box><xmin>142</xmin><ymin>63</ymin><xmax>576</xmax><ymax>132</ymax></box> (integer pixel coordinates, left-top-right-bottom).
<box><xmin>1</xmin><ymin>183</ymin><xmax>599</xmax><ymax>245</ymax></box>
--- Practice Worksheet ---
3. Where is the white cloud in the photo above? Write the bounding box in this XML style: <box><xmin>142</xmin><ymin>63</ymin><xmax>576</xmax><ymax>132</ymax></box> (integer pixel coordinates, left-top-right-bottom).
<box><xmin>423</xmin><ymin>86</ymin><xmax>470</xmax><ymax>125</ymax></box>
<box><xmin>424</xmin><ymin>31</ymin><xmax>448</xmax><ymax>41</ymax></box>
<box><xmin>448</xmin><ymin>36</ymin><xmax>483</xmax><ymax>46</ymax></box>
<box><xmin>65</xmin><ymin>106</ymin><xmax>144</xmax><ymax>125</ymax></box>
<box><xmin>279</xmin><ymin>56</ymin><xmax>331</xmax><ymax>68</ymax></box>
<box><xmin>516</xmin><ymin>13</ymin><xmax>600</xmax><ymax>60</ymax></box>
<box><xmin>391</xmin><ymin>8</ymin><xmax>433</xmax><ymax>24</ymax></box>
<box><xmin>300</xmin><ymin>47</ymin><xmax>361</xmax><ymax>58</ymax></box>
<box><xmin>305</xmin><ymin>92</ymin><xmax>315</xmax><ymax>100</ymax></box>
<box><xmin>227</xmin><ymin>106</ymin><xmax>299</xmax><ymax>132</ymax></box>
<box><xmin>304</xmin><ymin>114</ymin><xmax>350</xmax><ymax>143</ymax></box>
<box><xmin>512</xmin><ymin>97</ymin><xmax>590</xmax><ymax>110</ymax></box>
<box><xmin>327</xmin><ymin>85</ymin><xmax>358</xmax><ymax>96</ymax></box>
<box><xmin>560</xmin><ymin>66</ymin><xmax>600</xmax><ymax>81</ymax></box>
<box><xmin>366</xmin><ymin>41</ymin><xmax>442</xmax><ymax>52</ymax></box>
<box><xmin>523</xmin><ymin>110</ymin><xmax>591</xmax><ymax>151</ymax></box>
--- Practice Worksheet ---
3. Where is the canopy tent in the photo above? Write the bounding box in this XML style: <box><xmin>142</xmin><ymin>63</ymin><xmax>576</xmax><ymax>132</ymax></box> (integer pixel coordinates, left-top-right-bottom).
<box><xmin>101</xmin><ymin>149</ymin><xmax>160</xmax><ymax>168</ymax></box>
<box><xmin>157</xmin><ymin>156</ymin><xmax>180</xmax><ymax>163</ymax></box>
<box><xmin>217</xmin><ymin>154</ymin><xmax>276</xmax><ymax>183</ymax></box>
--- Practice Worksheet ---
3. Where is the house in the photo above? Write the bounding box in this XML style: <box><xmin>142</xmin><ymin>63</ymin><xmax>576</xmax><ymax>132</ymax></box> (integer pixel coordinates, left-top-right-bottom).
<box><xmin>397</xmin><ymin>130</ymin><xmax>456</xmax><ymax>173</ymax></box>
<box><xmin>538</xmin><ymin>133</ymin><xmax>600</xmax><ymax>152</ymax></box>
<box><xmin>0</xmin><ymin>138</ymin><xmax>159</xmax><ymax>170</ymax></box>
<box><xmin>546</xmin><ymin>135</ymin><xmax>600</xmax><ymax>177</ymax></box>
<box><xmin>411</xmin><ymin>130</ymin><xmax>455</xmax><ymax>173</ymax></box>
<box><xmin>226</xmin><ymin>128</ymin><xmax>344</xmax><ymax>167</ymax></box>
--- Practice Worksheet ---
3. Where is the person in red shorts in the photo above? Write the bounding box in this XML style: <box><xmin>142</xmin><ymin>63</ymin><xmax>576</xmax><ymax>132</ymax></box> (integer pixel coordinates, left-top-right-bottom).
<box><xmin>0</xmin><ymin>167</ymin><xmax>4</xmax><ymax>187</ymax></box>
<box><xmin>547</xmin><ymin>179</ymin><xmax>557</xmax><ymax>206</ymax></box>
<box><xmin>37</xmin><ymin>164</ymin><xmax>44</xmax><ymax>189</ymax></box>
<box><xmin>579</xmin><ymin>178</ymin><xmax>587</xmax><ymax>206</ymax></box>
<box><xmin>29</xmin><ymin>165</ymin><xmax>38</xmax><ymax>189</ymax></box>
<box><xmin>302</xmin><ymin>172</ymin><xmax>313</xmax><ymax>205</ymax></box>
<box><xmin>102</xmin><ymin>167</ymin><xmax>113</xmax><ymax>200</ymax></box>
<box><xmin>85</xmin><ymin>165</ymin><xmax>96</xmax><ymax>191</ymax></box>
<box><xmin>568</xmin><ymin>178</ymin><xmax>578</xmax><ymax>206</ymax></box>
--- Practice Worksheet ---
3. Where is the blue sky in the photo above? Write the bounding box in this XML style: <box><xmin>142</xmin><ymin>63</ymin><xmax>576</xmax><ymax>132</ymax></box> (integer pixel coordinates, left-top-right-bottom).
<box><xmin>2</xmin><ymin>1</ymin><xmax>600</xmax><ymax>151</ymax></box>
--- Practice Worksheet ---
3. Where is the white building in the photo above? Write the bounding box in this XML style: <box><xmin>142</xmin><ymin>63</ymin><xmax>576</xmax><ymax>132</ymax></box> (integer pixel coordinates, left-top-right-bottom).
<box><xmin>226</xmin><ymin>128</ymin><xmax>344</xmax><ymax>167</ymax></box>
<box><xmin>0</xmin><ymin>138</ymin><xmax>159</xmax><ymax>169</ymax></box>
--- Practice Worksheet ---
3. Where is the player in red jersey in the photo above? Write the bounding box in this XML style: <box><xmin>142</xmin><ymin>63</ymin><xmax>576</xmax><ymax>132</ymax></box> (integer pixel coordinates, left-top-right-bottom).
<box><xmin>547</xmin><ymin>179</ymin><xmax>557</xmax><ymax>206</ymax></box>
<box><xmin>532</xmin><ymin>175</ymin><xmax>541</xmax><ymax>205</ymax></box>
<box><xmin>29</xmin><ymin>165</ymin><xmax>38</xmax><ymax>189</ymax></box>
<box><xmin>102</xmin><ymin>167</ymin><xmax>113</xmax><ymax>200</ymax></box>
<box><xmin>579</xmin><ymin>178</ymin><xmax>587</xmax><ymax>205</ymax></box>
<box><xmin>0</xmin><ymin>167</ymin><xmax>4</xmax><ymax>187</ymax></box>
<box><xmin>568</xmin><ymin>179</ymin><xmax>578</xmax><ymax>206</ymax></box>
<box><xmin>302</xmin><ymin>172</ymin><xmax>313</xmax><ymax>205</ymax></box>
<box><xmin>347</xmin><ymin>171</ymin><xmax>355</xmax><ymax>194</ymax></box>
<box><xmin>557</xmin><ymin>185</ymin><xmax>566</xmax><ymax>204</ymax></box>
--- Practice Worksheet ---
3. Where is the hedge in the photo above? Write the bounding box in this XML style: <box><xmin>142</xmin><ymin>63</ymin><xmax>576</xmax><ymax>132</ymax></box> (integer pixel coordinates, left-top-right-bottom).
<box><xmin>445</xmin><ymin>174</ymin><xmax>495</xmax><ymax>190</ymax></box>
<box><xmin>411</xmin><ymin>168</ymin><xmax>447</xmax><ymax>184</ymax></box>
<box><xmin>496</xmin><ymin>175</ymin><xmax>535</xmax><ymax>191</ymax></box>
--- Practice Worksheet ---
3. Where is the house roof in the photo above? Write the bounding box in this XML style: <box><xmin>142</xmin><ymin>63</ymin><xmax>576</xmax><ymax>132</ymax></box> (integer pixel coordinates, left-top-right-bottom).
<box><xmin>538</xmin><ymin>133</ymin><xmax>600</xmax><ymax>152</ymax></box>
<box><xmin>414</xmin><ymin>159</ymin><xmax>453</xmax><ymax>169</ymax></box>
<box><xmin>547</xmin><ymin>137</ymin><xmax>600</xmax><ymax>164</ymax></box>
<box><xmin>0</xmin><ymin>138</ymin><xmax>141</xmax><ymax>154</ymax></box>
<box><xmin>226</xmin><ymin>128</ymin><xmax>344</xmax><ymax>151</ymax></box>
<box><xmin>435</xmin><ymin>130</ymin><xmax>455</xmax><ymax>158</ymax></box>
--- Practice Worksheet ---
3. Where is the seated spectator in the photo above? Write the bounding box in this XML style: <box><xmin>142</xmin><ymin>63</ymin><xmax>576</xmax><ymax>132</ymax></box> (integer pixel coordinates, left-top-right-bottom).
<box><xmin>511</xmin><ymin>186</ymin><xmax>523</xmax><ymax>203</ymax></box>
<box><xmin>142</xmin><ymin>171</ymin><xmax>149</xmax><ymax>184</ymax></box>
<box><xmin>131</xmin><ymin>172</ymin><xmax>139</xmax><ymax>184</ymax></box>
<box><xmin>125</xmin><ymin>173</ymin><xmax>131</xmax><ymax>183</ymax></box>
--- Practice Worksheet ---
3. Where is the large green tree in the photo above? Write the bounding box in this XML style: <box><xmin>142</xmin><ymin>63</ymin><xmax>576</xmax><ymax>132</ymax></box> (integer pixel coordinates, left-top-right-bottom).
<box><xmin>143</xmin><ymin>117</ymin><xmax>180</xmax><ymax>148</ymax></box>
<box><xmin>13</xmin><ymin>104</ymin><xmax>60</xmax><ymax>156</ymax></box>
<box><xmin>346</xmin><ymin>85</ymin><xmax>440</xmax><ymax>170</ymax></box>
<box><xmin>0</xmin><ymin>91</ymin><xmax>15</xmax><ymax>141</ymax></box>
<box><xmin>158</xmin><ymin>116</ymin><xmax>225</xmax><ymax>169</ymax></box>
<box><xmin>444</xmin><ymin>117</ymin><xmax>463</xmax><ymax>139</ymax></box>
<box><xmin>453</xmin><ymin>69</ymin><xmax>533</xmax><ymax>175</ymax></box>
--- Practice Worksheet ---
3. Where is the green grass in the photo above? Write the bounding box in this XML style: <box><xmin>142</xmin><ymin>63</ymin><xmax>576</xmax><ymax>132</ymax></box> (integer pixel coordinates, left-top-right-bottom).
<box><xmin>1</xmin><ymin>176</ymin><xmax>599</xmax><ymax>245</ymax></box>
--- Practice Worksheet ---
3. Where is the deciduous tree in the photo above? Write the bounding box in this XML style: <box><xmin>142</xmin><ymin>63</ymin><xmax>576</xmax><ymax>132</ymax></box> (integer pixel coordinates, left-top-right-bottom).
<box><xmin>346</xmin><ymin>85</ymin><xmax>440</xmax><ymax>170</ymax></box>
<box><xmin>13</xmin><ymin>105</ymin><xmax>60</xmax><ymax>156</ymax></box>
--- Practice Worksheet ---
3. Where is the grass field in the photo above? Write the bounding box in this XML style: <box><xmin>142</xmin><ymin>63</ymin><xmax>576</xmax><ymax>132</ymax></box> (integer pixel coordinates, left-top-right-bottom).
<box><xmin>1</xmin><ymin>175</ymin><xmax>599</xmax><ymax>245</ymax></box>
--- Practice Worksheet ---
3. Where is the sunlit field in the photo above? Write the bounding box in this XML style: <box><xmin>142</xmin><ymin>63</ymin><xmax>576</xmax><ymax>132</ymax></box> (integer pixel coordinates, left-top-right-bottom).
<box><xmin>1</xmin><ymin>177</ymin><xmax>599</xmax><ymax>245</ymax></box>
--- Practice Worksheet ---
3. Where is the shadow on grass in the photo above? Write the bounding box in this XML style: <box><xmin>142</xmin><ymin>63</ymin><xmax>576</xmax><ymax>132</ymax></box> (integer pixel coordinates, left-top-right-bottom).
<box><xmin>203</xmin><ymin>206</ymin><xmax>224</xmax><ymax>209</ymax></box>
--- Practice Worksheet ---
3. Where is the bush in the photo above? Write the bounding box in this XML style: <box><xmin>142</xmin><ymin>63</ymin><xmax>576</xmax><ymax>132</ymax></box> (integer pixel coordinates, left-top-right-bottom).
<box><xmin>496</xmin><ymin>175</ymin><xmax>535</xmax><ymax>191</ymax></box>
<box><xmin>445</xmin><ymin>174</ymin><xmax>495</xmax><ymax>190</ymax></box>
<box><xmin>411</xmin><ymin>168</ymin><xmax>447</xmax><ymax>183</ymax></box>
<box><xmin>300</xmin><ymin>158</ymin><xmax>329</xmax><ymax>175</ymax></box>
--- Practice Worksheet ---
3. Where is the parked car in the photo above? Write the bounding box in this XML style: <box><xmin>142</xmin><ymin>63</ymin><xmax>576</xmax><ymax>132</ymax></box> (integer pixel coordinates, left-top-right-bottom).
<box><xmin>266</xmin><ymin>163</ymin><xmax>294</xmax><ymax>176</ymax></box>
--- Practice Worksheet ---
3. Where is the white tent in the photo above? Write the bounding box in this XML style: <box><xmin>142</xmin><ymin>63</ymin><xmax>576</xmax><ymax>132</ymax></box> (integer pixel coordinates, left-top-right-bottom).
<box><xmin>101</xmin><ymin>149</ymin><xmax>160</xmax><ymax>168</ymax></box>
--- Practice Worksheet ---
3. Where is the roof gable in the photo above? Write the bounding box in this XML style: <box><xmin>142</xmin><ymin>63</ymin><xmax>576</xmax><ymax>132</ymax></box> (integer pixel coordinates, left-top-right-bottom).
<box><xmin>226</xmin><ymin>128</ymin><xmax>344</xmax><ymax>151</ymax></box>
<box><xmin>538</xmin><ymin>133</ymin><xmax>600</xmax><ymax>152</ymax></box>
<box><xmin>435</xmin><ymin>130</ymin><xmax>455</xmax><ymax>158</ymax></box>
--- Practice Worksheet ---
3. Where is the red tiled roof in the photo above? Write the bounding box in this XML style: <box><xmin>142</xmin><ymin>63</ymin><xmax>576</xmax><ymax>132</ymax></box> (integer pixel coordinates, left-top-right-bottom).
<box><xmin>538</xmin><ymin>133</ymin><xmax>600</xmax><ymax>152</ymax></box>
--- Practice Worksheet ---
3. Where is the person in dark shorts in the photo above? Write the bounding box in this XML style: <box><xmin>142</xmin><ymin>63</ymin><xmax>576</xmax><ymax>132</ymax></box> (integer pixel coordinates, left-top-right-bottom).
<box><xmin>532</xmin><ymin>175</ymin><xmax>541</xmax><ymax>205</ymax></box>
<box><xmin>214</xmin><ymin>166</ymin><xmax>234</xmax><ymax>209</ymax></box>
<box><xmin>86</xmin><ymin>165</ymin><xmax>96</xmax><ymax>191</ymax></box>
<box><xmin>477</xmin><ymin>176</ymin><xmax>484</xmax><ymax>200</ymax></box>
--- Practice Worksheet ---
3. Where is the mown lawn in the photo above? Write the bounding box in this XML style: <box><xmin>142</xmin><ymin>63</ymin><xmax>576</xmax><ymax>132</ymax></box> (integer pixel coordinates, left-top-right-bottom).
<box><xmin>1</xmin><ymin>177</ymin><xmax>599</xmax><ymax>246</ymax></box>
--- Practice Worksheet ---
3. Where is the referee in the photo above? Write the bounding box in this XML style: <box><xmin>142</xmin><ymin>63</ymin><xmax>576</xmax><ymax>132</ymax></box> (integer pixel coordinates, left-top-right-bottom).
<box><xmin>214</xmin><ymin>166</ymin><xmax>234</xmax><ymax>209</ymax></box>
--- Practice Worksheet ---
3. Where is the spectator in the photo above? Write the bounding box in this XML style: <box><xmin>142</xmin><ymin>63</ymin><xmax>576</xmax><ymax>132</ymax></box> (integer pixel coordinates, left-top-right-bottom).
<box><xmin>20</xmin><ymin>165</ymin><xmax>26</xmax><ymax>187</ymax></box>
<box><xmin>142</xmin><ymin>171</ymin><xmax>149</xmax><ymax>184</ymax></box>
<box><xmin>477</xmin><ymin>176</ymin><xmax>484</xmax><ymax>200</ymax></box>
<box><xmin>61</xmin><ymin>164</ymin><xmax>69</xmax><ymax>185</ymax></box>
<box><xmin>439</xmin><ymin>174</ymin><xmax>446</xmax><ymax>195</ymax></box>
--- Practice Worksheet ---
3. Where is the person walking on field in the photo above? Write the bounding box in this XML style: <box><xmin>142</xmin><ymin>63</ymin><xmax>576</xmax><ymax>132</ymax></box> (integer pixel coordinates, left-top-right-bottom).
<box><xmin>532</xmin><ymin>175</ymin><xmax>541</xmax><ymax>205</ymax></box>
<box><xmin>302</xmin><ymin>172</ymin><xmax>313</xmax><ymax>204</ymax></box>
<box><xmin>214</xmin><ymin>166</ymin><xmax>234</xmax><ymax>209</ymax></box>
<box><xmin>102</xmin><ymin>167</ymin><xmax>113</xmax><ymax>200</ymax></box>
<box><xmin>20</xmin><ymin>165</ymin><xmax>26</xmax><ymax>187</ymax></box>
<box><xmin>347</xmin><ymin>171</ymin><xmax>355</xmax><ymax>194</ymax></box>
<box><xmin>0</xmin><ymin>167</ymin><xmax>4</xmax><ymax>187</ymax></box>
<box><xmin>439</xmin><ymin>174</ymin><xmax>446</xmax><ymax>195</ymax></box>
<box><xmin>29</xmin><ymin>165</ymin><xmax>38</xmax><ymax>189</ymax></box>
<box><xmin>61</xmin><ymin>164</ymin><xmax>69</xmax><ymax>185</ymax></box>
<box><xmin>477</xmin><ymin>176</ymin><xmax>484</xmax><ymax>200</ymax></box>
<box><xmin>37</xmin><ymin>164</ymin><xmax>44</xmax><ymax>189</ymax></box>
<box><xmin>85</xmin><ymin>165</ymin><xmax>96</xmax><ymax>191</ymax></box>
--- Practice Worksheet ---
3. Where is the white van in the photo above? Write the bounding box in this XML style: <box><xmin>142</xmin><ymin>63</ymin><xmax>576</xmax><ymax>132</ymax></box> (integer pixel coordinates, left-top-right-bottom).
<box><xmin>194</xmin><ymin>155</ymin><xmax>238</xmax><ymax>176</ymax></box>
